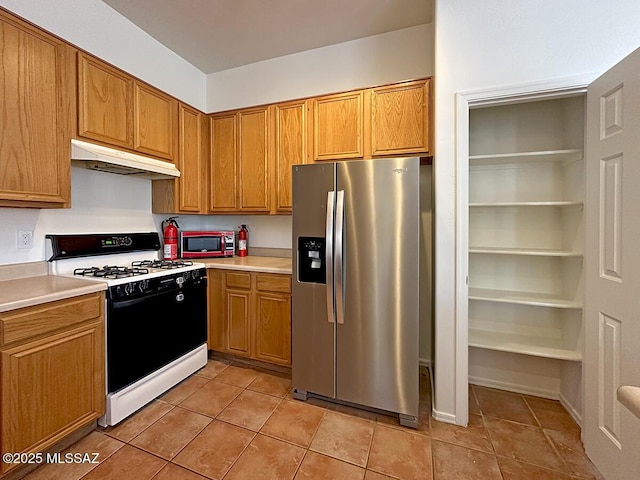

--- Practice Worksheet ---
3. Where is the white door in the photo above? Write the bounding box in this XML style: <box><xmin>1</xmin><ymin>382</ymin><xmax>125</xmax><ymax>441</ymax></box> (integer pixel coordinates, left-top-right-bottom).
<box><xmin>584</xmin><ymin>46</ymin><xmax>640</xmax><ymax>479</ymax></box>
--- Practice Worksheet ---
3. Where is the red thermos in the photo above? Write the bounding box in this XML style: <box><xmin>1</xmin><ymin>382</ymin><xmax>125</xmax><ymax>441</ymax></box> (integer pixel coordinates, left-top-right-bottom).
<box><xmin>238</xmin><ymin>224</ymin><xmax>248</xmax><ymax>257</ymax></box>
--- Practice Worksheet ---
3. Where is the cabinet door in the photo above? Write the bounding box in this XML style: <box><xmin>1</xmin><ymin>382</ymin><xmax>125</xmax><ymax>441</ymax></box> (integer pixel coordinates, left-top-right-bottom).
<box><xmin>254</xmin><ymin>274</ymin><xmax>291</xmax><ymax>365</ymax></box>
<box><xmin>238</xmin><ymin>107</ymin><xmax>270</xmax><ymax>212</ymax></box>
<box><xmin>0</xmin><ymin>12</ymin><xmax>74</xmax><ymax>208</ymax></box>
<box><xmin>209</xmin><ymin>113</ymin><xmax>237</xmax><ymax>211</ymax></box>
<box><xmin>313</xmin><ymin>91</ymin><xmax>363</xmax><ymax>161</ymax></box>
<box><xmin>370</xmin><ymin>79</ymin><xmax>431</xmax><ymax>156</ymax></box>
<box><xmin>177</xmin><ymin>104</ymin><xmax>206</xmax><ymax>212</ymax></box>
<box><xmin>0</xmin><ymin>322</ymin><xmax>104</xmax><ymax>472</ymax></box>
<box><xmin>273</xmin><ymin>100</ymin><xmax>308</xmax><ymax>213</ymax></box>
<box><xmin>78</xmin><ymin>52</ymin><xmax>133</xmax><ymax>149</ymax></box>
<box><xmin>134</xmin><ymin>82</ymin><xmax>177</xmax><ymax>160</ymax></box>
<box><xmin>226</xmin><ymin>289</ymin><xmax>251</xmax><ymax>357</ymax></box>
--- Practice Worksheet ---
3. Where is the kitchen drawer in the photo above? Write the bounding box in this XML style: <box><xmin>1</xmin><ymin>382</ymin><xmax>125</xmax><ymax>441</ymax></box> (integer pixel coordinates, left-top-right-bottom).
<box><xmin>226</xmin><ymin>272</ymin><xmax>251</xmax><ymax>290</ymax></box>
<box><xmin>256</xmin><ymin>274</ymin><xmax>291</xmax><ymax>294</ymax></box>
<box><xmin>0</xmin><ymin>293</ymin><xmax>103</xmax><ymax>347</ymax></box>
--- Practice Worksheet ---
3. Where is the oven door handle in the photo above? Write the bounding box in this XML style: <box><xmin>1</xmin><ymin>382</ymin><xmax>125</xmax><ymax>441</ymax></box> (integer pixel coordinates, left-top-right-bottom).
<box><xmin>110</xmin><ymin>287</ymin><xmax>186</xmax><ymax>309</ymax></box>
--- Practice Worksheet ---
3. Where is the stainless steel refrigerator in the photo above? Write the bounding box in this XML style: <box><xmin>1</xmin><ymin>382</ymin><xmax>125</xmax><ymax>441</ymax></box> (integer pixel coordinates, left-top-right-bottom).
<box><xmin>292</xmin><ymin>157</ymin><xmax>420</xmax><ymax>427</ymax></box>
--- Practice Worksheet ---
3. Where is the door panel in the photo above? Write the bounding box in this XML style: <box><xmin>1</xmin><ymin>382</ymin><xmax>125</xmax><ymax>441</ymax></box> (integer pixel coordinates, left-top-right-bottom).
<box><xmin>335</xmin><ymin>158</ymin><xmax>420</xmax><ymax>416</ymax></box>
<box><xmin>584</xmin><ymin>46</ymin><xmax>640</xmax><ymax>479</ymax></box>
<box><xmin>292</xmin><ymin>163</ymin><xmax>336</xmax><ymax>398</ymax></box>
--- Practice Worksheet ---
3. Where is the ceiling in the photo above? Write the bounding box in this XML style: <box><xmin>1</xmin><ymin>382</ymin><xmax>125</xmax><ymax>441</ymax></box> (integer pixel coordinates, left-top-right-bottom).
<box><xmin>101</xmin><ymin>0</ymin><xmax>432</xmax><ymax>74</ymax></box>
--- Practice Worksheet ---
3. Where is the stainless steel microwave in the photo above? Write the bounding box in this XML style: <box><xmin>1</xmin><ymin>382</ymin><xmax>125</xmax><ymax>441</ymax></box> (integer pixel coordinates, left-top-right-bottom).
<box><xmin>180</xmin><ymin>231</ymin><xmax>234</xmax><ymax>258</ymax></box>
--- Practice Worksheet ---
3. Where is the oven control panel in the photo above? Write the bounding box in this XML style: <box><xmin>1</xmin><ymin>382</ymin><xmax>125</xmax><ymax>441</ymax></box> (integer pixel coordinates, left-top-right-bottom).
<box><xmin>108</xmin><ymin>268</ymin><xmax>207</xmax><ymax>300</ymax></box>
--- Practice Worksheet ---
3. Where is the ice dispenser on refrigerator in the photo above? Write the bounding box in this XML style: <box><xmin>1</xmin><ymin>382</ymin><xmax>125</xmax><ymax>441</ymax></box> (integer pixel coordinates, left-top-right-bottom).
<box><xmin>298</xmin><ymin>237</ymin><xmax>326</xmax><ymax>284</ymax></box>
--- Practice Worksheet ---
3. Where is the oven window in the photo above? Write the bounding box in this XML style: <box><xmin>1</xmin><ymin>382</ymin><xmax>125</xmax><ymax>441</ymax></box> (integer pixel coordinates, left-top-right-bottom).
<box><xmin>185</xmin><ymin>236</ymin><xmax>221</xmax><ymax>252</ymax></box>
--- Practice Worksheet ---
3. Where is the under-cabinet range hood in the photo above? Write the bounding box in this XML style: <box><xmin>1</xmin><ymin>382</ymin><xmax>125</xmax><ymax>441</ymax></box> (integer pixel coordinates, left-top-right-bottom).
<box><xmin>71</xmin><ymin>139</ymin><xmax>180</xmax><ymax>179</ymax></box>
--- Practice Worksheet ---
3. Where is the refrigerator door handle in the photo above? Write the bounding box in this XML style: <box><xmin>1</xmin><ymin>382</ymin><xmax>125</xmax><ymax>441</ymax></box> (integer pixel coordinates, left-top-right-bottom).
<box><xmin>326</xmin><ymin>191</ymin><xmax>335</xmax><ymax>323</ymax></box>
<box><xmin>335</xmin><ymin>190</ymin><xmax>345</xmax><ymax>325</ymax></box>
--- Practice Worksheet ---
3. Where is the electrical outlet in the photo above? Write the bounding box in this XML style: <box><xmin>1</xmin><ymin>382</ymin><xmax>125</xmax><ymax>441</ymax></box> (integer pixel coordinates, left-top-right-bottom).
<box><xmin>17</xmin><ymin>230</ymin><xmax>34</xmax><ymax>249</ymax></box>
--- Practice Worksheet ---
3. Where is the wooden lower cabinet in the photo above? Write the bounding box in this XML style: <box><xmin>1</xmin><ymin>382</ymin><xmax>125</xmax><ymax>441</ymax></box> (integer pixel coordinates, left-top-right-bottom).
<box><xmin>0</xmin><ymin>292</ymin><xmax>105</xmax><ymax>475</ymax></box>
<box><xmin>207</xmin><ymin>269</ymin><xmax>291</xmax><ymax>366</ymax></box>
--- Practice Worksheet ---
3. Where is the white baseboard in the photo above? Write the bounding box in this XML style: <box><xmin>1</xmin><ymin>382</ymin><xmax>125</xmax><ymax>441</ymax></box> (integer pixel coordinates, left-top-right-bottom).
<box><xmin>469</xmin><ymin>375</ymin><xmax>559</xmax><ymax>400</ymax></box>
<box><xmin>559</xmin><ymin>393</ymin><xmax>583</xmax><ymax>428</ymax></box>
<box><xmin>432</xmin><ymin>409</ymin><xmax>458</xmax><ymax>425</ymax></box>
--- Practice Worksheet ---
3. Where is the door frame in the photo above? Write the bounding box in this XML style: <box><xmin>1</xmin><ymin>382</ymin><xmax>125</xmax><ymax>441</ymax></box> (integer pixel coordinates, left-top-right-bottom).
<box><xmin>451</xmin><ymin>74</ymin><xmax>596</xmax><ymax>427</ymax></box>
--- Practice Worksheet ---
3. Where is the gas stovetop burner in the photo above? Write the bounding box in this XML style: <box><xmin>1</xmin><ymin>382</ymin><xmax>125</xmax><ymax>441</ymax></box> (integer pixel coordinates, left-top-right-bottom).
<box><xmin>131</xmin><ymin>260</ymin><xmax>194</xmax><ymax>270</ymax></box>
<box><xmin>74</xmin><ymin>266</ymin><xmax>150</xmax><ymax>279</ymax></box>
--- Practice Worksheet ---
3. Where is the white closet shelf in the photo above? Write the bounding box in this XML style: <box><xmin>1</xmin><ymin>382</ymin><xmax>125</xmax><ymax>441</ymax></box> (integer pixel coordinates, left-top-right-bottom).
<box><xmin>469</xmin><ymin>201</ymin><xmax>583</xmax><ymax>207</ymax></box>
<box><xmin>469</xmin><ymin>247</ymin><xmax>583</xmax><ymax>257</ymax></box>
<box><xmin>469</xmin><ymin>149</ymin><xmax>584</xmax><ymax>166</ymax></box>
<box><xmin>469</xmin><ymin>287</ymin><xmax>582</xmax><ymax>309</ymax></box>
<box><xmin>469</xmin><ymin>328</ymin><xmax>582</xmax><ymax>361</ymax></box>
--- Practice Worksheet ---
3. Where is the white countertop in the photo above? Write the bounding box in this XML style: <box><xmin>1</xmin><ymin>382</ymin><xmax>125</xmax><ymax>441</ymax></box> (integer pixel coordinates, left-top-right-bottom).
<box><xmin>199</xmin><ymin>256</ymin><xmax>292</xmax><ymax>274</ymax></box>
<box><xmin>0</xmin><ymin>275</ymin><xmax>107</xmax><ymax>312</ymax></box>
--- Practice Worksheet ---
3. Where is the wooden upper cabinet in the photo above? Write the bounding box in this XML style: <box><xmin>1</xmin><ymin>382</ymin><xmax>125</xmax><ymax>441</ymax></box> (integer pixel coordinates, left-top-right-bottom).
<box><xmin>209</xmin><ymin>113</ymin><xmax>238</xmax><ymax>211</ymax></box>
<box><xmin>313</xmin><ymin>91</ymin><xmax>363</xmax><ymax>161</ymax></box>
<box><xmin>370</xmin><ymin>79</ymin><xmax>431</xmax><ymax>156</ymax></box>
<box><xmin>151</xmin><ymin>103</ymin><xmax>208</xmax><ymax>214</ymax></box>
<box><xmin>0</xmin><ymin>11</ymin><xmax>75</xmax><ymax>208</ymax></box>
<box><xmin>209</xmin><ymin>107</ymin><xmax>270</xmax><ymax>213</ymax></box>
<box><xmin>238</xmin><ymin>107</ymin><xmax>270</xmax><ymax>212</ymax></box>
<box><xmin>78</xmin><ymin>52</ymin><xmax>177</xmax><ymax>161</ymax></box>
<box><xmin>134</xmin><ymin>82</ymin><xmax>177</xmax><ymax>160</ymax></box>
<box><xmin>78</xmin><ymin>52</ymin><xmax>133</xmax><ymax>149</ymax></box>
<box><xmin>177</xmin><ymin>104</ymin><xmax>206</xmax><ymax>212</ymax></box>
<box><xmin>273</xmin><ymin>100</ymin><xmax>308</xmax><ymax>213</ymax></box>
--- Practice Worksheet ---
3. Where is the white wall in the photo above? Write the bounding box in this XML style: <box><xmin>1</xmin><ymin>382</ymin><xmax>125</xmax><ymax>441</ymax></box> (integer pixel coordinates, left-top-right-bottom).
<box><xmin>207</xmin><ymin>23</ymin><xmax>434</xmax><ymax>112</ymax></box>
<box><xmin>434</xmin><ymin>0</ymin><xmax>640</xmax><ymax>424</ymax></box>
<box><xmin>0</xmin><ymin>0</ymin><xmax>206</xmax><ymax>109</ymax></box>
<box><xmin>0</xmin><ymin>167</ymin><xmax>156</xmax><ymax>265</ymax></box>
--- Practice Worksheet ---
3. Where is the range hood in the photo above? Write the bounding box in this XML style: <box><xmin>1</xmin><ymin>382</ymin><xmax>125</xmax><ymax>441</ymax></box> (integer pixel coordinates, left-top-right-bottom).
<box><xmin>71</xmin><ymin>139</ymin><xmax>180</xmax><ymax>179</ymax></box>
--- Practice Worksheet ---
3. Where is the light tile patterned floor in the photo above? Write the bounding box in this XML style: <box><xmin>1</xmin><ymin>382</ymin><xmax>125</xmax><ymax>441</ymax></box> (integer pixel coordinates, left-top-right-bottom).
<box><xmin>23</xmin><ymin>359</ymin><xmax>603</xmax><ymax>480</ymax></box>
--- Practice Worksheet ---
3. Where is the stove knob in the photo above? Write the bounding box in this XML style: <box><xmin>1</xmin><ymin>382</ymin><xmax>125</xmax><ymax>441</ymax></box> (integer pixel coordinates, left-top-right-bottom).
<box><xmin>176</xmin><ymin>276</ymin><xmax>185</xmax><ymax>286</ymax></box>
<box><xmin>138</xmin><ymin>279</ymin><xmax>149</xmax><ymax>293</ymax></box>
<box><xmin>124</xmin><ymin>283</ymin><xmax>134</xmax><ymax>296</ymax></box>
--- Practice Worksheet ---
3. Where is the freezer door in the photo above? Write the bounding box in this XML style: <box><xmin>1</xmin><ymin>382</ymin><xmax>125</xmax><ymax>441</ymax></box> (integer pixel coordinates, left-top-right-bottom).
<box><xmin>335</xmin><ymin>158</ymin><xmax>420</xmax><ymax>417</ymax></box>
<box><xmin>292</xmin><ymin>163</ymin><xmax>337</xmax><ymax>399</ymax></box>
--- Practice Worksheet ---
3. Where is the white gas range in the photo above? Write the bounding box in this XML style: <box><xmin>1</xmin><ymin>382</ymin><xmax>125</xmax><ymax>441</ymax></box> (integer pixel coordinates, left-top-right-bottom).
<box><xmin>46</xmin><ymin>232</ymin><xmax>208</xmax><ymax>426</ymax></box>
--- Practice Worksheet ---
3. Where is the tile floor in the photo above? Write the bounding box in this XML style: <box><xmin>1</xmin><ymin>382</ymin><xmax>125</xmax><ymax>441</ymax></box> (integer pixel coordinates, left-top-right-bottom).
<box><xmin>23</xmin><ymin>359</ymin><xmax>603</xmax><ymax>480</ymax></box>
